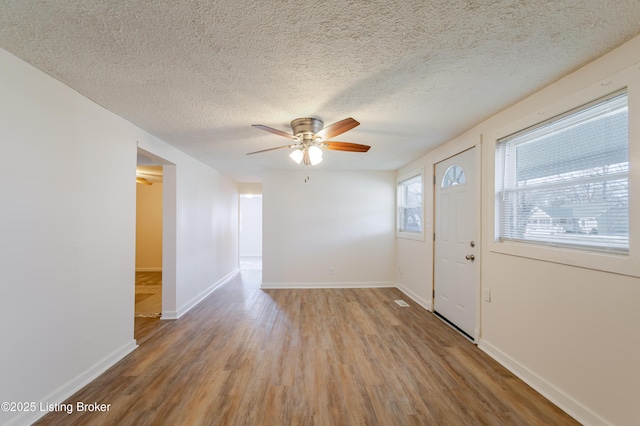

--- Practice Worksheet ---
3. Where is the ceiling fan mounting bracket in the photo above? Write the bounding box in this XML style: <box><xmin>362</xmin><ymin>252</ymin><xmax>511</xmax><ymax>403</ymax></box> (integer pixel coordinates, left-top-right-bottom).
<box><xmin>291</xmin><ymin>117</ymin><xmax>324</xmax><ymax>138</ymax></box>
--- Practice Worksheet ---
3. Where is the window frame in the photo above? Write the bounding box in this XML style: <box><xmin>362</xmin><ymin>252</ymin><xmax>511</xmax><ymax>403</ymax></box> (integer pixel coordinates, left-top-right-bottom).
<box><xmin>487</xmin><ymin>62</ymin><xmax>640</xmax><ymax>278</ymax></box>
<box><xmin>396</xmin><ymin>169</ymin><xmax>425</xmax><ymax>241</ymax></box>
<box><xmin>495</xmin><ymin>89</ymin><xmax>629</xmax><ymax>254</ymax></box>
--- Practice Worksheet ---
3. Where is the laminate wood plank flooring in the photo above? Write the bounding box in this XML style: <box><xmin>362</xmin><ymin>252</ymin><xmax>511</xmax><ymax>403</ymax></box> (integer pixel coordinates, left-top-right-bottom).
<box><xmin>134</xmin><ymin>316</ymin><xmax>170</xmax><ymax>345</ymax></box>
<box><xmin>134</xmin><ymin>271</ymin><xmax>165</xmax><ymax>344</ymax></box>
<box><xmin>134</xmin><ymin>271</ymin><xmax>162</xmax><ymax>316</ymax></box>
<box><xmin>36</xmin><ymin>270</ymin><xmax>577</xmax><ymax>425</ymax></box>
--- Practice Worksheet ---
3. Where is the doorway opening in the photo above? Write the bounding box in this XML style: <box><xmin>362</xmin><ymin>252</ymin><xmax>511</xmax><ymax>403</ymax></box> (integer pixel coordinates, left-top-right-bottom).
<box><xmin>134</xmin><ymin>148</ymin><xmax>177</xmax><ymax>343</ymax></box>
<box><xmin>135</xmin><ymin>165</ymin><xmax>163</xmax><ymax>319</ymax></box>
<box><xmin>239</xmin><ymin>194</ymin><xmax>262</xmax><ymax>271</ymax></box>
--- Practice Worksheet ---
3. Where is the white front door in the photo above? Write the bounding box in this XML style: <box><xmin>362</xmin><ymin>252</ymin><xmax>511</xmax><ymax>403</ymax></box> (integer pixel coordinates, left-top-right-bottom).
<box><xmin>434</xmin><ymin>147</ymin><xmax>478</xmax><ymax>338</ymax></box>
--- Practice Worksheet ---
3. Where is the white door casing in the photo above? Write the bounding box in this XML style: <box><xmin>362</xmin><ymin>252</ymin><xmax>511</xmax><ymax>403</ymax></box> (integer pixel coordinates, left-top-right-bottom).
<box><xmin>434</xmin><ymin>147</ymin><xmax>478</xmax><ymax>339</ymax></box>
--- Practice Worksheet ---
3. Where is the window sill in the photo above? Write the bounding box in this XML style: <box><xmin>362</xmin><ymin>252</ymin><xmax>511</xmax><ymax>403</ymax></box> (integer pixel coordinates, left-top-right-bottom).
<box><xmin>396</xmin><ymin>230</ymin><xmax>425</xmax><ymax>241</ymax></box>
<box><xmin>489</xmin><ymin>239</ymin><xmax>638</xmax><ymax>278</ymax></box>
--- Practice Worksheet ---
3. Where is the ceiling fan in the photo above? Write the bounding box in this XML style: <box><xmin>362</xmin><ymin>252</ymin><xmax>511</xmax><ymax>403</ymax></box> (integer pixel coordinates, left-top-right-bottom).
<box><xmin>247</xmin><ymin>117</ymin><xmax>370</xmax><ymax>165</ymax></box>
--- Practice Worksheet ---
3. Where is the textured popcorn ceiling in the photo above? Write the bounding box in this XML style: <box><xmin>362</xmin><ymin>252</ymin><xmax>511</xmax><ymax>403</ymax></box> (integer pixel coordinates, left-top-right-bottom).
<box><xmin>1</xmin><ymin>1</ymin><xmax>640</xmax><ymax>182</ymax></box>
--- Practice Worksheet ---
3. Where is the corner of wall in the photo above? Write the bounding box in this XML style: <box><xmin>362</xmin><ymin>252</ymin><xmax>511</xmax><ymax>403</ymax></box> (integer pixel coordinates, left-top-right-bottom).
<box><xmin>395</xmin><ymin>283</ymin><xmax>432</xmax><ymax>311</ymax></box>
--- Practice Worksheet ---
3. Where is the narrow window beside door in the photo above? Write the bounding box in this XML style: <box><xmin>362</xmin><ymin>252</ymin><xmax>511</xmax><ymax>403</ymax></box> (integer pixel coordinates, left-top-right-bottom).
<box><xmin>397</xmin><ymin>171</ymin><xmax>424</xmax><ymax>240</ymax></box>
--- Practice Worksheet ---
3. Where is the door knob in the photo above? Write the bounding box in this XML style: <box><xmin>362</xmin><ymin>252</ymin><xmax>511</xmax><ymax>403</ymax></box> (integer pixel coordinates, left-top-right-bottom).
<box><xmin>465</xmin><ymin>254</ymin><xmax>475</xmax><ymax>261</ymax></box>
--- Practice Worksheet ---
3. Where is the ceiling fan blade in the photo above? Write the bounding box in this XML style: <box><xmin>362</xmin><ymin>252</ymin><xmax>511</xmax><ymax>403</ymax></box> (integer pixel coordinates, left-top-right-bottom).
<box><xmin>252</xmin><ymin>124</ymin><xmax>296</xmax><ymax>139</ymax></box>
<box><xmin>136</xmin><ymin>177</ymin><xmax>153</xmax><ymax>185</ymax></box>
<box><xmin>246</xmin><ymin>145</ymin><xmax>293</xmax><ymax>155</ymax></box>
<box><xmin>325</xmin><ymin>141</ymin><xmax>370</xmax><ymax>152</ymax></box>
<box><xmin>316</xmin><ymin>117</ymin><xmax>360</xmax><ymax>140</ymax></box>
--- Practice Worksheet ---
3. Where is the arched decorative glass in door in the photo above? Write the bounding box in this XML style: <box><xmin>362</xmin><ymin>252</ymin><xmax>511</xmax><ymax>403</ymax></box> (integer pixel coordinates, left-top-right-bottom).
<box><xmin>441</xmin><ymin>164</ymin><xmax>466</xmax><ymax>188</ymax></box>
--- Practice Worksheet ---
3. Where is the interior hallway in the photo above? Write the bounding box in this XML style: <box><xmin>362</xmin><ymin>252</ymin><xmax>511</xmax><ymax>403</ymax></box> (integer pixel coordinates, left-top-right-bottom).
<box><xmin>38</xmin><ymin>267</ymin><xmax>576</xmax><ymax>425</ymax></box>
<box><xmin>240</xmin><ymin>256</ymin><xmax>262</xmax><ymax>271</ymax></box>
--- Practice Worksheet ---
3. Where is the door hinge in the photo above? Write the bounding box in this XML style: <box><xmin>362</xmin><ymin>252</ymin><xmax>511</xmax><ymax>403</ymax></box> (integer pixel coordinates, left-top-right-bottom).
<box><xmin>433</xmin><ymin>233</ymin><xmax>436</xmax><ymax>241</ymax></box>
<box><xmin>433</xmin><ymin>175</ymin><xmax>436</xmax><ymax>185</ymax></box>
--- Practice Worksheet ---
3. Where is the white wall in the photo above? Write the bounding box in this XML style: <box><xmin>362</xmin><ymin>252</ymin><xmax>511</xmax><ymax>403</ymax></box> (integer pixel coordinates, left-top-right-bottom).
<box><xmin>397</xmin><ymin>36</ymin><xmax>640</xmax><ymax>426</ymax></box>
<box><xmin>262</xmin><ymin>171</ymin><xmax>396</xmax><ymax>287</ymax></box>
<box><xmin>0</xmin><ymin>49</ymin><xmax>239</xmax><ymax>425</ymax></box>
<box><xmin>238</xmin><ymin>182</ymin><xmax>262</xmax><ymax>195</ymax></box>
<box><xmin>0</xmin><ymin>49</ymin><xmax>137</xmax><ymax>426</ymax></box>
<box><xmin>240</xmin><ymin>196</ymin><xmax>262</xmax><ymax>257</ymax></box>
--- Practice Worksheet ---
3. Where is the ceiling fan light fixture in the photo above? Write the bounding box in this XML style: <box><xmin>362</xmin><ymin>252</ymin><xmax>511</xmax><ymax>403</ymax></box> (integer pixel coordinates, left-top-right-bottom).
<box><xmin>289</xmin><ymin>149</ymin><xmax>304</xmax><ymax>164</ymax></box>
<box><xmin>308</xmin><ymin>145</ymin><xmax>323</xmax><ymax>165</ymax></box>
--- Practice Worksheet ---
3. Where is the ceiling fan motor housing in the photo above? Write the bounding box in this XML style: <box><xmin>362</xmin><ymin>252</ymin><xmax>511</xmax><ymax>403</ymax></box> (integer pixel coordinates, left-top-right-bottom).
<box><xmin>291</xmin><ymin>117</ymin><xmax>324</xmax><ymax>140</ymax></box>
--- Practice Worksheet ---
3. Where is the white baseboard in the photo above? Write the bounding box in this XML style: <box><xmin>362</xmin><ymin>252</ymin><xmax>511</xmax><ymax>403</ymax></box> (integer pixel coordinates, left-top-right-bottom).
<box><xmin>173</xmin><ymin>268</ymin><xmax>240</xmax><ymax>319</ymax></box>
<box><xmin>260</xmin><ymin>281</ymin><xmax>394</xmax><ymax>289</ymax></box>
<box><xmin>395</xmin><ymin>283</ymin><xmax>432</xmax><ymax>311</ymax></box>
<box><xmin>135</xmin><ymin>267</ymin><xmax>162</xmax><ymax>272</ymax></box>
<box><xmin>6</xmin><ymin>340</ymin><xmax>137</xmax><ymax>426</ymax></box>
<box><xmin>161</xmin><ymin>310</ymin><xmax>178</xmax><ymax>320</ymax></box>
<box><xmin>478</xmin><ymin>339</ymin><xmax>609</xmax><ymax>426</ymax></box>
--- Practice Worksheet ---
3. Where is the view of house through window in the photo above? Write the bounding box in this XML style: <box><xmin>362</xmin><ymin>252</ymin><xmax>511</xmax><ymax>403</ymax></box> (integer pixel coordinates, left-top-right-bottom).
<box><xmin>398</xmin><ymin>172</ymin><xmax>423</xmax><ymax>234</ymax></box>
<box><xmin>496</xmin><ymin>89</ymin><xmax>629</xmax><ymax>253</ymax></box>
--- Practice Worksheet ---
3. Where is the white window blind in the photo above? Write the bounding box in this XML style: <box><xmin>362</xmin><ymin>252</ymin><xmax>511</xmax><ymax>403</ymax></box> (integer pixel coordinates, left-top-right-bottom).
<box><xmin>496</xmin><ymin>90</ymin><xmax>629</xmax><ymax>253</ymax></box>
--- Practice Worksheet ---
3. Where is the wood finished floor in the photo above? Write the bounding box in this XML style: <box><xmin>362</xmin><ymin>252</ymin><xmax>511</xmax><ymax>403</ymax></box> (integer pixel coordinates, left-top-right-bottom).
<box><xmin>134</xmin><ymin>271</ymin><xmax>165</xmax><ymax>344</ymax></box>
<box><xmin>37</xmin><ymin>270</ymin><xmax>577</xmax><ymax>425</ymax></box>
<box><xmin>134</xmin><ymin>271</ymin><xmax>162</xmax><ymax>316</ymax></box>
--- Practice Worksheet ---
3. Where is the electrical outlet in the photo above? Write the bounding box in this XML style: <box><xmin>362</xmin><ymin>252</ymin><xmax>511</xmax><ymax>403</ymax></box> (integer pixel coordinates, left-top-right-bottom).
<box><xmin>328</xmin><ymin>267</ymin><xmax>335</xmax><ymax>275</ymax></box>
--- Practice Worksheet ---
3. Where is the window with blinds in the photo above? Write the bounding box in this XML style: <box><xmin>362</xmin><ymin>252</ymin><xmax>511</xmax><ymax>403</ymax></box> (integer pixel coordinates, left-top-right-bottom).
<box><xmin>496</xmin><ymin>90</ymin><xmax>629</xmax><ymax>253</ymax></box>
<box><xmin>398</xmin><ymin>172</ymin><xmax>423</xmax><ymax>235</ymax></box>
